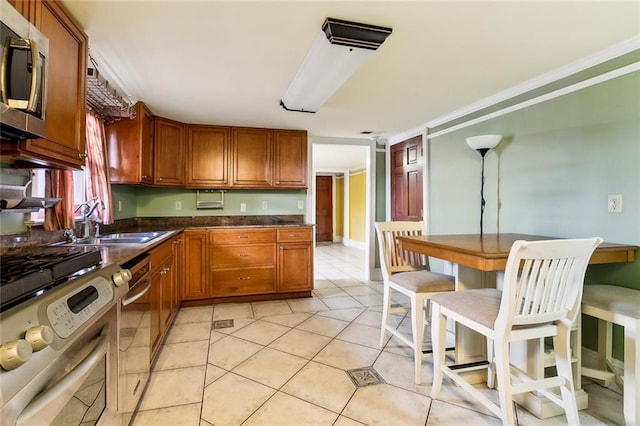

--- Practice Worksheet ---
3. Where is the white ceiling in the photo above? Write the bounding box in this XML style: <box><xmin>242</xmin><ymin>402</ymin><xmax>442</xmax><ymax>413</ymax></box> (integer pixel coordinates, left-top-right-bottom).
<box><xmin>64</xmin><ymin>1</ymin><xmax>639</xmax><ymax>148</ymax></box>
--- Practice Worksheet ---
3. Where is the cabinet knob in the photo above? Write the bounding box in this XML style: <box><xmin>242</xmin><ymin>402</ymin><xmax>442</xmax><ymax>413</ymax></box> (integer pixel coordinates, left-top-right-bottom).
<box><xmin>78</xmin><ymin>152</ymin><xmax>87</xmax><ymax>159</ymax></box>
<box><xmin>157</xmin><ymin>177</ymin><xmax>163</xmax><ymax>181</ymax></box>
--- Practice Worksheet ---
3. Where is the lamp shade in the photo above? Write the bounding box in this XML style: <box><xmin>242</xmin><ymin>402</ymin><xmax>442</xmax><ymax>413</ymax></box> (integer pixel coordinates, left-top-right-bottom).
<box><xmin>465</xmin><ymin>135</ymin><xmax>502</xmax><ymax>151</ymax></box>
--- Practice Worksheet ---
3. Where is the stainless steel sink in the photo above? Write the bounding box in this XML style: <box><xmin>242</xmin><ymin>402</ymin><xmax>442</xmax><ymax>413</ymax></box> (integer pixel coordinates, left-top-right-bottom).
<box><xmin>63</xmin><ymin>231</ymin><xmax>169</xmax><ymax>246</ymax></box>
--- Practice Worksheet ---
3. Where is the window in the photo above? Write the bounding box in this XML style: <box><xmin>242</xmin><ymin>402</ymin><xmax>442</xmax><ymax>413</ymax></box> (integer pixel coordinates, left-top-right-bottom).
<box><xmin>28</xmin><ymin>169</ymin><xmax>86</xmax><ymax>223</ymax></box>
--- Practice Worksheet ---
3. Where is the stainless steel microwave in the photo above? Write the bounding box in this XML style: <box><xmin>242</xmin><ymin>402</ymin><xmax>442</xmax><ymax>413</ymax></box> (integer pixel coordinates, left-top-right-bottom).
<box><xmin>0</xmin><ymin>0</ymin><xmax>49</xmax><ymax>140</ymax></box>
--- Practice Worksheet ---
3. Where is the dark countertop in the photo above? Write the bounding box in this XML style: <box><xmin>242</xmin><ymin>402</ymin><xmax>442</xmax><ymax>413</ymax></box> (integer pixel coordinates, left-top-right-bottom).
<box><xmin>0</xmin><ymin>215</ymin><xmax>312</xmax><ymax>256</ymax></box>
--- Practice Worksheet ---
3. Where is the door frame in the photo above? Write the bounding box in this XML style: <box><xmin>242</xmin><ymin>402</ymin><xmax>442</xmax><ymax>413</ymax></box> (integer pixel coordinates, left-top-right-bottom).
<box><xmin>309</xmin><ymin>137</ymin><xmax>376</xmax><ymax>281</ymax></box>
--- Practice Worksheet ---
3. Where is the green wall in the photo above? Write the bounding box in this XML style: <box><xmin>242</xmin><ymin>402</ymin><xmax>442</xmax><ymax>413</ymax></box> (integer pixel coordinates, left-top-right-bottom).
<box><xmin>427</xmin><ymin>71</ymin><xmax>640</xmax><ymax>359</ymax></box>
<box><xmin>111</xmin><ymin>185</ymin><xmax>306</xmax><ymax>219</ymax></box>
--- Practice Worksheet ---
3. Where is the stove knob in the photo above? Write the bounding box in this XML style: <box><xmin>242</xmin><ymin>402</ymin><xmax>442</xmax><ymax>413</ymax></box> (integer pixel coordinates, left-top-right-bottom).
<box><xmin>0</xmin><ymin>339</ymin><xmax>33</xmax><ymax>371</ymax></box>
<box><xmin>25</xmin><ymin>325</ymin><xmax>54</xmax><ymax>351</ymax></box>
<box><xmin>112</xmin><ymin>269</ymin><xmax>132</xmax><ymax>287</ymax></box>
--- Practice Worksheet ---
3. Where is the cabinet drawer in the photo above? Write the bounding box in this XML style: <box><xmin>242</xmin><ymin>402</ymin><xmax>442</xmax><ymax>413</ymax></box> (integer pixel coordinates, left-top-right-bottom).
<box><xmin>277</xmin><ymin>228</ymin><xmax>313</xmax><ymax>243</ymax></box>
<box><xmin>210</xmin><ymin>267</ymin><xmax>275</xmax><ymax>296</ymax></box>
<box><xmin>210</xmin><ymin>244</ymin><xmax>275</xmax><ymax>267</ymax></box>
<box><xmin>150</xmin><ymin>238</ymin><xmax>174</xmax><ymax>272</ymax></box>
<box><xmin>210</xmin><ymin>228</ymin><xmax>276</xmax><ymax>245</ymax></box>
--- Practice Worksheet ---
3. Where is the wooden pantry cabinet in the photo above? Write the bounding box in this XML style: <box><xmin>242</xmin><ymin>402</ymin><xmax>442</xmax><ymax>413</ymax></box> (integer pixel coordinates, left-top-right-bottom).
<box><xmin>106</xmin><ymin>102</ymin><xmax>155</xmax><ymax>184</ymax></box>
<box><xmin>182</xmin><ymin>226</ymin><xmax>314</xmax><ymax>302</ymax></box>
<box><xmin>1</xmin><ymin>0</ymin><xmax>88</xmax><ymax>169</ymax></box>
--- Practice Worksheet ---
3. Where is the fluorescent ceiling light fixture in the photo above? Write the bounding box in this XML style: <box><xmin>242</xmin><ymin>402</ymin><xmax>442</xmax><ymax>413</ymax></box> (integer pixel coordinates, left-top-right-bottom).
<box><xmin>281</xmin><ymin>18</ymin><xmax>392</xmax><ymax>113</ymax></box>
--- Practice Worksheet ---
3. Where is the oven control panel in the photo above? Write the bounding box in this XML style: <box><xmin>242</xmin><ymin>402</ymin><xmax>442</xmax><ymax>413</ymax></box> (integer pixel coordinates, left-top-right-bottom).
<box><xmin>46</xmin><ymin>276</ymin><xmax>114</xmax><ymax>339</ymax></box>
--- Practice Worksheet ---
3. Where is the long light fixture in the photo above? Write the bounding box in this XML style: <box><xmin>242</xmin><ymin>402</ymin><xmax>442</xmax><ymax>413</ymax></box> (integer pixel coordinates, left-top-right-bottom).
<box><xmin>466</xmin><ymin>135</ymin><xmax>502</xmax><ymax>235</ymax></box>
<box><xmin>280</xmin><ymin>18</ymin><xmax>392</xmax><ymax>113</ymax></box>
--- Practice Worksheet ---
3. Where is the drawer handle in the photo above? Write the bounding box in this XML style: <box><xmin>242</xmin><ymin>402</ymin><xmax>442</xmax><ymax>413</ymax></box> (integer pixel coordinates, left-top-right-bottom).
<box><xmin>237</xmin><ymin>276</ymin><xmax>251</xmax><ymax>280</ymax></box>
<box><xmin>289</xmin><ymin>234</ymin><xmax>300</xmax><ymax>238</ymax></box>
<box><xmin>238</xmin><ymin>235</ymin><xmax>249</xmax><ymax>239</ymax></box>
<box><xmin>238</xmin><ymin>254</ymin><xmax>249</xmax><ymax>257</ymax></box>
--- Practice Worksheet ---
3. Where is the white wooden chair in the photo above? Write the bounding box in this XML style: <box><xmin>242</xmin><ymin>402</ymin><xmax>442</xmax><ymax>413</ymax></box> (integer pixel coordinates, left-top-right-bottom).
<box><xmin>581</xmin><ymin>284</ymin><xmax>640</xmax><ymax>426</ymax></box>
<box><xmin>374</xmin><ymin>221</ymin><xmax>455</xmax><ymax>384</ymax></box>
<box><xmin>430</xmin><ymin>237</ymin><xmax>603</xmax><ymax>426</ymax></box>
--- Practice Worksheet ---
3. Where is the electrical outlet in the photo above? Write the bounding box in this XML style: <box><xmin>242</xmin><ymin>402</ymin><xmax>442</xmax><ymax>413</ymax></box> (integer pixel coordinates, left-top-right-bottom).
<box><xmin>118</xmin><ymin>200</ymin><xmax>122</xmax><ymax>212</ymax></box>
<box><xmin>175</xmin><ymin>200</ymin><xmax>182</xmax><ymax>211</ymax></box>
<box><xmin>262</xmin><ymin>201</ymin><xmax>268</xmax><ymax>210</ymax></box>
<box><xmin>608</xmin><ymin>194</ymin><xmax>622</xmax><ymax>213</ymax></box>
<box><xmin>297</xmin><ymin>200</ymin><xmax>304</xmax><ymax>210</ymax></box>
<box><xmin>240</xmin><ymin>203</ymin><xmax>246</xmax><ymax>212</ymax></box>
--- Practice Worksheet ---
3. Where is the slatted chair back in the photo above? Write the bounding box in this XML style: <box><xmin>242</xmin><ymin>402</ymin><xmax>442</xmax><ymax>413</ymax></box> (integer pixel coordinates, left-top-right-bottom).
<box><xmin>497</xmin><ymin>237</ymin><xmax>603</xmax><ymax>333</ymax></box>
<box><xmin>374</xmin><ymin>221</ymin><xmax>429</xmax><ymax>281</ymax></box>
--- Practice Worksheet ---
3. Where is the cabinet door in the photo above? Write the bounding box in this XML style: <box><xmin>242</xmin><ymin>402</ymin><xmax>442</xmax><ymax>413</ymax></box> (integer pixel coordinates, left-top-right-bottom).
<box><xmin>277</xmin><ymin>243</ymin><xmax>313</xmax><ymax>292</ymax></box>
<box><xmin>273</xmin><ymin>130</ymin><xmax>307</xmax><ymax>188</ymax></box>
<box><xmin>231</xmin><ymin>127</ymin><xmax>272</xmax><ymax>187</ymax></box>
<box><xmin>18</xmin><ymin>0</ymin><xmax>88</xmax><ymax>168</ymax></box>
<box><xmin>186</xmin><ymin>125</ymin><xmax>230</xmax><ymax>187</ymax></box>
<box><xmin>149</xmin><ymin>268</ymin><xmax>163</xmax><ymax>361</ymax></box>
<box><xmin>171</xmin><ymin>236</ymin><xmax>183</xmax><ymax>313</ymax></box>
<box><xmin>160</xmin><ymin>258</ymin><xmax>173</xmax><ymax>329</ymax></box>
<box><xmin>183</xmin><ymin>231</ymin><xmax>208</xmax><ymax>300</ymax></box>
<box><xmin>140</xmin><ymin>106</ymin><xmax>155</xmax><ymax>184</ymax></box>
<box><xmin>154</xmin><ymin>117</ymin><xmax>185</xmax><ymax>186</ymax></box>
<box><xmin>107</xmin><ymin>102</ymin><xmax>154</xmax><ymax>184</ymax></box>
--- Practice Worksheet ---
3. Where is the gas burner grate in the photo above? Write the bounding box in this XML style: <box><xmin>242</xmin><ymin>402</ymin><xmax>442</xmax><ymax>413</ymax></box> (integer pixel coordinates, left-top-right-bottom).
<box><xmin>0</xmin><ymin>247</ymin><xmax>102</xmax><ymax>312</ymax></box>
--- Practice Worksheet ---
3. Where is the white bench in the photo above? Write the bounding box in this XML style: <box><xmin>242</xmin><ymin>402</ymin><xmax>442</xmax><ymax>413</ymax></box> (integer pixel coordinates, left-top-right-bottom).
<box><xmin>581</xmin><ymin>284</ymin><xmax>640</xmax><ymax>426</ymax></box>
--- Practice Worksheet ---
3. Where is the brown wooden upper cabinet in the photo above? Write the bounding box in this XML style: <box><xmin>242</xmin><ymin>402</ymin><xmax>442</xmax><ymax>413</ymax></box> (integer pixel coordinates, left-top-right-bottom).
<box><xmin>186</xmin><ymin>125</ymin><xmax>231</xmax><ymax>187</ymax></box>
<box><xmin>107</xmin><ymin>102</ymin><xmax>155</xmax><ymax>184</ymax></box>
<box><xmin>154</xmin><ymin>117</ymin><xmax>185</xmax><ymax>186</ymax></box>
<box><xmin>107</xmin><ymin>112</ymin><xmax>307</xmax><ymax>189</ymax></box>
<box><xmin>231</xmin><ymin>127</ymin><xmax>273</xmax><ymax>188</ymax></box>
<box><xmin>1</xmin><ymin>0</ymin><xmax>87</xmax><ymax>169</ymax></box>
<box><xmin>274</xmin><ymin>130</ymin><xmax>307</xmax><ymax>188</ymax></box>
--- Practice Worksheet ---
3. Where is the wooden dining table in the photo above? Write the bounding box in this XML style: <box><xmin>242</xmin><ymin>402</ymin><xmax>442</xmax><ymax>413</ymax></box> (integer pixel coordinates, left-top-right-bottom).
<box><xmin>397</xmin><ymin>233</ymin><xmax>638</xmax><ymax>419</ymax></box>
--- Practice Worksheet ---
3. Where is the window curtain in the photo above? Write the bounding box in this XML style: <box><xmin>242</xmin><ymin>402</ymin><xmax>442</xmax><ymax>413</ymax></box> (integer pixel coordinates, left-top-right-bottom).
<box><xmin>43</xmin><ymin>169</ymin><xmax>75</xmax><ymax>230</ymax></box>
<box><xmin>85</xmin><ymin>109</ymin><xmax>113</xmax><ymax>224</ymax></box>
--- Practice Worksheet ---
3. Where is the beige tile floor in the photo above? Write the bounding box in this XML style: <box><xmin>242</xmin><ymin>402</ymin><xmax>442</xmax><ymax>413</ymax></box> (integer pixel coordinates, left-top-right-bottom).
<box><xmin>132</xmin><ymin>243</ymin><xmax>624</xmax><ymax>426</ymax></box>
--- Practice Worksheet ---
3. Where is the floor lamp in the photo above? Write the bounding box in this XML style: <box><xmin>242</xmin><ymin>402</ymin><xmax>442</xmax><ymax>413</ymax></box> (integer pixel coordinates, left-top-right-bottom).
<box><xmin>466</xmin><ymin>135</ymin><xmax>502</xmax><ymax>235</ymax></box>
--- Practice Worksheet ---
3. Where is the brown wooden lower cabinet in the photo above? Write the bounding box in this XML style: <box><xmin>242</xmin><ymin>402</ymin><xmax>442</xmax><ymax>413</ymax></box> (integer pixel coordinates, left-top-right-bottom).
<box><xmin>150</xmin><ymin>235</ymin><xmax>180</xmax><ymax>362</ymax></box>
<box><xmin>182</xmin><ymin>226</ymin><xmax>313</xmax><ymax>303</ymax></box>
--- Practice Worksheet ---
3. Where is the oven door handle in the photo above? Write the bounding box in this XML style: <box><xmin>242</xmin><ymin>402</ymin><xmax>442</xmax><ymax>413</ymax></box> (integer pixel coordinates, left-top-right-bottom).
<box><xmin>122</xmin><ymin>277</ymin><xmax>152</xmax><ymax>306</ymax></box>
<box><xmin>16</xmin><ymin>324</ymin><xmax>110</xmax><ymax>426</ymax></box>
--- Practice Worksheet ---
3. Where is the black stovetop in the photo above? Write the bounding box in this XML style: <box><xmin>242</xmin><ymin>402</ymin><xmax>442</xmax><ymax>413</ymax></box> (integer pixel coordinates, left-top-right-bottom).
<box><xmin>0</xmin><ymin>247</ymin><xmax>102</xmax><ymax>312</ymax></box>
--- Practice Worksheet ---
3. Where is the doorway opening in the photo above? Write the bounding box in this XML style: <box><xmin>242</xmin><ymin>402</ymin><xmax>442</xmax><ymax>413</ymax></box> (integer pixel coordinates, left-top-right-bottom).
<box><xmin>310</xmin><ymin>138</ymin><xmax>376</xmax><ymax>281</ymax></box>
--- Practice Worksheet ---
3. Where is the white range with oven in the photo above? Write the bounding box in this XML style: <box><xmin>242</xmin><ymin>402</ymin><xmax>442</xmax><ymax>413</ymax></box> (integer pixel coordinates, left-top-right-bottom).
<box><xmin>0</xmin><ymin>247</ymin><xmax>131</xmax><ymax>425</ymax></box>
